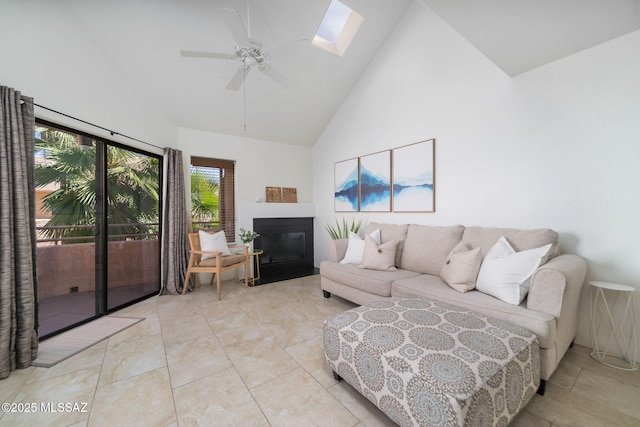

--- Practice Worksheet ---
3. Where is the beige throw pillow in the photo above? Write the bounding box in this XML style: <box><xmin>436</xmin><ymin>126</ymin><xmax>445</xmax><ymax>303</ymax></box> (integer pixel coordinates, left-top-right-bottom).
<box><xmin>359</xmin><ymin>235</ymin><xmax>398</xmax><ymax>271</ymax></box>
<box><xmin>440</xmin><ymin>242</ymin><xmax>482</xmax><ymax>293</ymax></box>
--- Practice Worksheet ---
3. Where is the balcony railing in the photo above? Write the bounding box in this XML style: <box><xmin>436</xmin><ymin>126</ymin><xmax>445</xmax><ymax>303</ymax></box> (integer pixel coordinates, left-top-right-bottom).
<box><xmin>36</xmin><ymin>221</ymin><xmax>225</xmax><ymax>245</ymax></box>
<box><xmin>36</xmin><ymin>220</ymin><xmax>222</xmax><ymax>245</ymax></box>
<box><xmin>36</xmin><ymin>223</ymin><xmax>159</xmax><ymax>245</ymax></box>
<box><xmin>191</xmin><ymin>220</ymin><xmax>221</xmax><ymax>231</ymax></box>
<box><xmin>35</xmin><ymin>220</ymin><xmax>223</xmax><ymax>300</ymax></box>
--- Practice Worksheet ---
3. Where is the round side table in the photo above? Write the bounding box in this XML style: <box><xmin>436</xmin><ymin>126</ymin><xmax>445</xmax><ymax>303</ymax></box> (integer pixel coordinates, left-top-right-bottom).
<box><xmin>589</xmin><ymin>281</ymin><xmax>637</xmax><ymax>371</ymax></box>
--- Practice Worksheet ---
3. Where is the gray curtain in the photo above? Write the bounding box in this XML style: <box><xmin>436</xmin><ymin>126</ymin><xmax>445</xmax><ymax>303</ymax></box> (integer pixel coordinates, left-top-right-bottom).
<box><xmin>160</xmin><ymin>147</ymin><xmax>190</xmax><ymax>295</ymax></box>
<box><xmin>0</xmin><ymin>86</ymin><xmax>38</xmax><ymax>379</ymax></box>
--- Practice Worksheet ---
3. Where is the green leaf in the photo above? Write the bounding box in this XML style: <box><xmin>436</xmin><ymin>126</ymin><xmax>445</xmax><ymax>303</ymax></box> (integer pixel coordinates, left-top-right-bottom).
<box><xmin>324</xmin><ymin>216</ymin><xmax>366</xmax><ymax>240</ymax></box>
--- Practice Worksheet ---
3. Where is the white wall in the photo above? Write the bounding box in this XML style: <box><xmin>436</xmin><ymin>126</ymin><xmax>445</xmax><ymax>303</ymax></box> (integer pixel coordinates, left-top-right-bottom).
<box><xmin>0</xmin><ymin>1</ymin><xmax>177</xmax><ymax>153</ymax></box>
<box><xmin>313</xmin><ymin>1</ymin><xmax>640</xmax><ymax>354</ymax></box>
<box><xmin>178</xmin><ymin>127</ymin><xmax>314</xmax><ymax>233</ymax></box>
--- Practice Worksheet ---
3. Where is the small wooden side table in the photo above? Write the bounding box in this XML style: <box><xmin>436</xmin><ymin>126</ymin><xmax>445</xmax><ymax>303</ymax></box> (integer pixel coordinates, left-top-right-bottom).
<box><xmin>589</xmin><ymin>281</ymin><xmax>637</xmax><ymax>371</ymax></box>
<box><xmin>236</xmin><ymin>250</ymin><xmax>263</xmax><ymax>286</ymax></box>
<box><xmin>248</xmin><ymin>250</ymin><xmax>263</xmax><ymax>286</ymax></box>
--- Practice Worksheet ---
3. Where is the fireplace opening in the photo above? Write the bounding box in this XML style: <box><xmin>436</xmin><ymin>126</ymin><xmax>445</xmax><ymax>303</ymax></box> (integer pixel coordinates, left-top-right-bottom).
<box><xmin>253</xmin><ymin>217</ymin><xmax>316</xmax><ymax>284</ymax></box>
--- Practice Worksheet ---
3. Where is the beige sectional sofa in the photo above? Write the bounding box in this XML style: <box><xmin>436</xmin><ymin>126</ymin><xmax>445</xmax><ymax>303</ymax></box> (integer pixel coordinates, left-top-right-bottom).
<box><xmin>320</xmin><ymin>222</ymin><xmax>587</xmax><ymax>388</ymax></box>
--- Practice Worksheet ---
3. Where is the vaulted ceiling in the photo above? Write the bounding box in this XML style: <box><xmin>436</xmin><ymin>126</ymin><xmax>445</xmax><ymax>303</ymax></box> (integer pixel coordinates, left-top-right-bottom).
<box><xmin>62</xmin><ymin>0</ymin><xmax>639</xmax><ymax>146</ymax></box>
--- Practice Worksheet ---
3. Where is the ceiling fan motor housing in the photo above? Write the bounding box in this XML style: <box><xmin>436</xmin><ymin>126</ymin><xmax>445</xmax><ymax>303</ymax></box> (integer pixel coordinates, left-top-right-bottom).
<box><xmin>234</xmin><ymin>39</ymin><xmax>269</xmax><ymax>65</ymax></box>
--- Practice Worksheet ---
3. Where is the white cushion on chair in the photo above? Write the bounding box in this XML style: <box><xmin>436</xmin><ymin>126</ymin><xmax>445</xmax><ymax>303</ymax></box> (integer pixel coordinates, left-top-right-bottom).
<box><xmin>199</xmin><ymin>230</ymin><xmax>232</xmax><ymax>259</ymax></box>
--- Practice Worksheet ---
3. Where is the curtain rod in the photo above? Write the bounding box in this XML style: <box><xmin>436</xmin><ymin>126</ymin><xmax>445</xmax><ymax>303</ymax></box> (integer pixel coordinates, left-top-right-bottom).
<box><xmin>33</xmin><ymin>102</ymin><xmax>163</xmax><ymax>150</ymax></box>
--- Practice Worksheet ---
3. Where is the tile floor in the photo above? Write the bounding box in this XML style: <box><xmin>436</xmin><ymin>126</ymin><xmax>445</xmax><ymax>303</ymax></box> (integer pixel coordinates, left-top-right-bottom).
<box><xmin>1</xmin><ymin>275</ymin><xmax>639</xmax><ymax>426</ymax></box>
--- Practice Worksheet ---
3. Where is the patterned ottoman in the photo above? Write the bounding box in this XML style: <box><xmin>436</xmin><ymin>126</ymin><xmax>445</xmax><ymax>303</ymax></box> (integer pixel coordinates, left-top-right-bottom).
<box><xmin>323</xmin><ymin>298</ymin><xmax>540</xmax><ymax>427</ymax></box>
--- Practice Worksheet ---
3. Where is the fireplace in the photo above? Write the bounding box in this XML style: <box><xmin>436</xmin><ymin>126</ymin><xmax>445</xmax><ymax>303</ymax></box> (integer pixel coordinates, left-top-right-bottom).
<box><xmin>253</xmin><ymin>217</ymin><xmax>315</xmax><ymax>284</ymax></box>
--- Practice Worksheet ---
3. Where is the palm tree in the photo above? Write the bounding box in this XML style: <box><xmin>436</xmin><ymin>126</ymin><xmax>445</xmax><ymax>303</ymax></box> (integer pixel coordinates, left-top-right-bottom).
<box><xmin>106</xmin><ymin>146</ymin><xmax>159</xmax><ymax>239</ymax></box>
<box><xmin>35</xmin><ymin>127</ymin><xmax>159</xmax><ymax>242</ymax></box>
<box><xmin>190</xmin><ymin>170</ymin><xmax>219</xmax><ymax>229</ymax></box>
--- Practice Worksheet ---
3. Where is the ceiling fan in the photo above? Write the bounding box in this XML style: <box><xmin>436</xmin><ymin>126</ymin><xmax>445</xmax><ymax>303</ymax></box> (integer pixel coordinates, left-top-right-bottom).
<box><xmin>180</xmin><ymin>4</ymin><xmax>307</xmax><ymax>91</ymax></box>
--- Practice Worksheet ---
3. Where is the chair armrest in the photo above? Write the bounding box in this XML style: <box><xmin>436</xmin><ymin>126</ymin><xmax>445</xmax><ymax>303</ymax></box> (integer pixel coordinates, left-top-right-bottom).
<box><xmin>193</xmin><ymin>247</ymin><xmax>249</xmax><ymax>256</ymax></box>
<box><xmin>528</xmin><ymin>254</ymin><xmax>587</xmax><ymax>319</ymax></box>
<box><xmin>192</xmin><ymin>249</ymin><xmax>223</xmax><ymax>255</ymax></box>
<box><xmin>328</xmin><ymin>239</ymin><xmax>348</xmax><ymax>263</ymax></box>
<box><xmin>227</xmin><ymin>245</ymin><xmax>249</xmax><ymax>255</ymax></box>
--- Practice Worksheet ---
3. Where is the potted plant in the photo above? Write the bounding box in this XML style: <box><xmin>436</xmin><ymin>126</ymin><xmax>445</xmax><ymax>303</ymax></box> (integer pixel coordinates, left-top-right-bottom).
<box><xmin>324</xmin><ymin>217</ymin><xmax>364</xmax><ymax>240</ymax></box>
<box><xmin>239</xmin><ymin>228</ymin><xmax>260</xmax><ymax>252</ymax></box>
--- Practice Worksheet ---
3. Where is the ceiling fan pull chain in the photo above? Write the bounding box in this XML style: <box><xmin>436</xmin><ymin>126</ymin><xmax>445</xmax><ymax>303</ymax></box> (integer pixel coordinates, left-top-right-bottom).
<box><xmin>246</xmin><ymin>0</ymin><xmax>251</xmax><ymax>39</ymax></box>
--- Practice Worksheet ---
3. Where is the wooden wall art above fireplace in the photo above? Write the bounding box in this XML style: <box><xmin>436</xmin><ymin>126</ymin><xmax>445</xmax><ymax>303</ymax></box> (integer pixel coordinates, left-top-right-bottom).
<box><xmin>265</xmin><ymin>186</ymin><xmax>297</xmax><ymax>203</ymax></box>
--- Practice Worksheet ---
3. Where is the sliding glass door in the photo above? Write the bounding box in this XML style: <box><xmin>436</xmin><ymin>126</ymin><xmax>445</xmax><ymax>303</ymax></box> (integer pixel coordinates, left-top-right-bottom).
<box><xmin>35</xmin><ymin>120</ymin><xmax>161</xmax><ymax>339</ymax></box>
<box><xmin>35</xmin><ymin>125</ymin><xmax>98</xmax><ymax>337</ymax></box>
<box><xmin>106</xmin><ymin>146</ymin><xmax>160</xmax><ymax>310</ymax></box>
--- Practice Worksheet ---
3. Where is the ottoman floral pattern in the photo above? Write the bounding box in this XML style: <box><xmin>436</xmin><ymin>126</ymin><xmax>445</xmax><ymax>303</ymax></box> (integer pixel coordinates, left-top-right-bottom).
<box><xmin>324</xmin><ymin>298</ymin><xmax>540</xmax><ymax>427</ymax></box>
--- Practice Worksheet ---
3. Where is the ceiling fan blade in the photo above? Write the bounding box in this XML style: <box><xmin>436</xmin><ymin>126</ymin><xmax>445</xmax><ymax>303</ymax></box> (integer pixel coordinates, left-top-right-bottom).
<box><xmin>221</xmin><ymin>8</ymin><xmax>250</xmax><ymax>47</ymax></box>
<box><xmin>259</xmin><ymin>64</ymin><xmax>292</xmax><ymax>89</ymax></box>
<box><xmin>265</xmin><ymin>39</ymin><xmax>308</xmax><ymax>61</ymax></box>
<box><xmin>180</xmin><ymin>50</ymin><xmax>233</xmax><ymax>60</ymax></box>
<box><xmin>226</xmin><ymin>66</ymin><xmax>249</xmax><ymax>91</ymax></box>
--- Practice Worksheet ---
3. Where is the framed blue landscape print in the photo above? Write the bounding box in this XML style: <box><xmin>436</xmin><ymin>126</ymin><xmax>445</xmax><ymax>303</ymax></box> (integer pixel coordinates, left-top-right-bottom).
<box><xmin>392</xmin><ymin>139</ymin><xmax>435</xmax><ymax>212</ymax></box>
<box><xmin>334</xmin><ymin>157</ymin><xmax>359</xmax><ymax>211</ymax></box>
<box><xmin>359</xmin><ymin>150</ymin><xmax>391</xmax><ymax>212</ymax></box>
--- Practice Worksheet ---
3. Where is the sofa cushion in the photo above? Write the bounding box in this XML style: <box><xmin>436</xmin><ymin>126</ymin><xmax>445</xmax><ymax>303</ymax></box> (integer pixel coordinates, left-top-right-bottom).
<box><xmin>400</xmin><ymin>224</ymin><xmax>465</xmax><ymax>275</ymax></box>
<box><xmin>476</xmin><ymin>237</ymin><xmax>552</xmax><ymax>305</ymax></box>
<box><xmin>462</xmin><ymin>227</ymin><xmax>560</xmax><ymax>259</ymax></box>
<box><xmin>320</xmin><ymin>261</ymin><xmax>421</xmax><ymax>297</ymax></box>
<box><xmin>440</xmin><ymin>241</ymin><xmax>482</xmax><ymax>293</ymax></box>
<box><xmin>391</xmin><ymin>274</ymin><xmax>556</xmax><ymax>348</ymax></box>
<box><xmin>365</xmin><ymin>222</ymin><xmax>409</xmax><ymax>266</ymax></box>
<box><xmin>359</xmin><ymin>236</ymin><xmax>398</xmax><ymax>271</ymax></box>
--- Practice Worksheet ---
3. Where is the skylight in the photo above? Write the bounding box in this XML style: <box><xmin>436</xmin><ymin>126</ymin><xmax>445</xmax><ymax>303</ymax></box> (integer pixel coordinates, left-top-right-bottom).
<box><xmin>312</xmin><ymin>0</ymin><xmax>364</xmax><ymax>57</ymax></box>
<box><xmin>316</xmin><ymin>0</ymin><xmax>352</xmax><ymax>43</ymax></box>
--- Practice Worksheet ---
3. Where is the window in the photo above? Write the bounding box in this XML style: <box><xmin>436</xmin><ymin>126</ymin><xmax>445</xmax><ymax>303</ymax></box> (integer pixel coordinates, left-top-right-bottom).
<box><xmin>312</xmin><ymin>0</ymin><xmax>364</xmax><ymax>57</ymax></box>
<box><xmin>190</xmin><ymin>156</ymin><xmax>236</xmax><ymax>239</ymax></box>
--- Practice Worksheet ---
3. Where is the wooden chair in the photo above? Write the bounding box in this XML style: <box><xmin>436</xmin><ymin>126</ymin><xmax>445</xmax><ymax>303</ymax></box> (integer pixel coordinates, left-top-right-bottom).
<box><xmin>182</xmin><ymin>231</ymin><xmax>249</xmax><ymax>300</ymax></box>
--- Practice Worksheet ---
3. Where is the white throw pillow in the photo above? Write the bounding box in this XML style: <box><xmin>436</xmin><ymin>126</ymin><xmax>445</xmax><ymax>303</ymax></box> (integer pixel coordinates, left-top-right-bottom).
<box><xmin>198</xmin><ymin>230</ymin><xmax>232</xmax><ymax>259</ymax></box>
<box><xmin>359</xmin><ymin>235</ymin><xmax>398</xmax><ymax>271</ymax></box>
<box><xmin>476</xmin><ymin>236</ymin><xmax>552</xmax><ymax>305</ymax></box>
<box><xmin>440</xmin><ymin>242</ymin><xmax>482</xmax><ymax>293</ymax></box>
<box><xmin>340</xmin><ymin>229</ymin><xmax>381</xmax><ymax>265</ymax></box>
